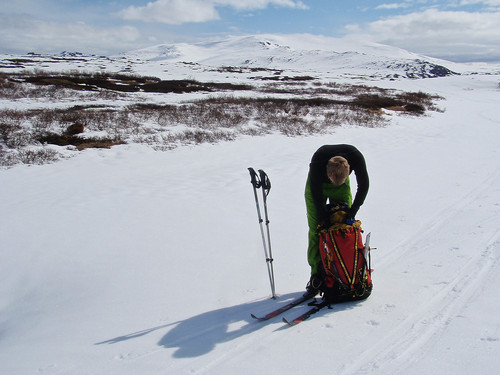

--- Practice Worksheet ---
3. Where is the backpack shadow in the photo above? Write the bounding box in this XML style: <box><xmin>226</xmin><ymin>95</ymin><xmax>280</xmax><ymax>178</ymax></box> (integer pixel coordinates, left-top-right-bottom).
<box><xmin>157</xmin><ymin>291</ymin><xmax>308</xmax><ymax>358</ymax></box>
<box><xmin>96</xmin><ymin>292</ymin><xmax>312</xmax><ymax>358</ymax></box>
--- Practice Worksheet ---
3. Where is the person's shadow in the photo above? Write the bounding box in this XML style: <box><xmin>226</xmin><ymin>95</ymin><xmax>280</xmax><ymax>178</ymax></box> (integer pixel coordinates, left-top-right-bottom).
<box><xmin>96</xmin><ymin>292</ymin><xmax>334</xmax><ymax>358</ymax></box>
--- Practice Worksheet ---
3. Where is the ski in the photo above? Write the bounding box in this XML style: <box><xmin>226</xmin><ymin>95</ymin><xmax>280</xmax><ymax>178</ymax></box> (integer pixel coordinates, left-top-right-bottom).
<box><xmin>282</xmin><ymin>300</ymin><xmax>331</xmax><ymax>326</ymax></box>
<box><xmin>251</xmin><ymin>292</ymin><xmax>317</xmax><ymax>321</ymax></box>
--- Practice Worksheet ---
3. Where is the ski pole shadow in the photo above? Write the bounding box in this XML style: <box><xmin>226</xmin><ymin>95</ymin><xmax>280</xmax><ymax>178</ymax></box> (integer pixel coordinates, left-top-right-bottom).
<box><xmin>157</xmin><ymin>291</ymin><xmax>305</xmax><ymax>358</ymax></box>
<box><xmin>95</xmin><ymin>321</ymin><xmax>182</xmax><ymax>345</ymax></box>
<box><xmin>95</xmin><ymin>291</ymin><xmax>307</xmax><ymax>358</ymax></box>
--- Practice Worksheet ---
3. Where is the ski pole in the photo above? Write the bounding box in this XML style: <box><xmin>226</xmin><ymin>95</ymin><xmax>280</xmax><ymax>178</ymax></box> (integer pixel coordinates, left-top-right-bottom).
<box><xmin>362</xmin><ymin>232</ymin><xmax>371</xmax><ymax>279</ymax></box>
<box><xmin>258</xmin><ymin>169</ymin><xmax>276</xmax><ymax>297</ymax></box>
<box><xmin>248</xmin><ymin>167</ymin><xmax>276</xmax><ymax>298</ymax></box>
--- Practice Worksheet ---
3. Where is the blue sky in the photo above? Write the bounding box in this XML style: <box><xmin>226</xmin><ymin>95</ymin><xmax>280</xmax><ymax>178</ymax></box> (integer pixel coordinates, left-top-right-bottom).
<box><xmin>1</xmin><ymin>0</ymin><xmax>499</xmax><ymax>62</ymax></box>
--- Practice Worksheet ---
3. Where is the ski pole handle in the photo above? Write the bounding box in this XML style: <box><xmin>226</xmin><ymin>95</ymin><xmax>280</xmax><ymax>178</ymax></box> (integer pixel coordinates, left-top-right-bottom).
<box><xmin>248</xmin><ymin>167</ymin><xmax>261</xmax><ymax>189</ymax></box>
<box><xmin>258</xmin><ymin>169</ymin><xmax>271</xmax><ymax>196</ymax></box>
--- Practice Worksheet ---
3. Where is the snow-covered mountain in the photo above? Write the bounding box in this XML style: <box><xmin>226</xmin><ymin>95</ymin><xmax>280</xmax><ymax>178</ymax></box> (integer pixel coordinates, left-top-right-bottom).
<box><xmin>1</xmin><ymin>34</ymin><xmax>487</xmax><ymax>80</ymax></box>
<box><xmin>124</xmin><ymin>34</ymin><xmax>459</xmax><ymax>79</ymax></box>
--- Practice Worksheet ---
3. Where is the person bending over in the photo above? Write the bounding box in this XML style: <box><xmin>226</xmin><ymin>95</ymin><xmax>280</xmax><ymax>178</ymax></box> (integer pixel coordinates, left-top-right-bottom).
<box><xmin>304</xmin><ymin>144</ymin><xmax>369</xmax><ymax>293</ymax></box>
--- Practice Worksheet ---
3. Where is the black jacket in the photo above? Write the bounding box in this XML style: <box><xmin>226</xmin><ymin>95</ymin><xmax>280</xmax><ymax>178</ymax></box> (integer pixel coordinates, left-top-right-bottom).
<box><xmin>309</xmin><ymin>144</ymin><xmax>369</xmax><ymax>220</ymax></box>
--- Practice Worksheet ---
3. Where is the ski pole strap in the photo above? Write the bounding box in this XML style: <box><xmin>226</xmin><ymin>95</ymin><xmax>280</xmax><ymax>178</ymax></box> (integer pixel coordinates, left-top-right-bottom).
<box><xmin>258</xmin><ymin>169</ymin><xmax>271</xmax><ymax>196</ymax></box>
<box><xmin>248</xmin><ymin>167</ymin><xmax>261</xmax><ymax>189</ymax></box>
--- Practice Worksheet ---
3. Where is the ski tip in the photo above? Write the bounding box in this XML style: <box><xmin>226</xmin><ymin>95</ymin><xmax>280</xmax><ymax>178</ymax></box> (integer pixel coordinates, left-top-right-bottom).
<box><xmin>251</xmin><ymin>313</ymin><xmax>267</xmax><ymax>321</ymax></box>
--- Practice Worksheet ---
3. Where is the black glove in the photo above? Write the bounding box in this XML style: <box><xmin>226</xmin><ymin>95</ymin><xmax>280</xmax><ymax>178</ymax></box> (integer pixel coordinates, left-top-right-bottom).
<box><xmin>344</xmin><ymin>206</ymin><xmax>357</xmax><ymax>225</ymax></box>
<box><xmin>349</xmin><ymin>205</ymin><xmax>359</xmax><ymax>218</ymax></box>
<box><xmin>317</xmin><ymin>213</ymin><xmax>331</xmax><ymax>231</ymax></box>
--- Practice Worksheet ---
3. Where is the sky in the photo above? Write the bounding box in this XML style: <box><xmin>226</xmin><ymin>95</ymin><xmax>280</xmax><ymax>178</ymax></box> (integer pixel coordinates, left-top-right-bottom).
<box><xmin>0</xmin><ymin>0</ymin><xmax>499</xmax><ymax>62</ymax></box>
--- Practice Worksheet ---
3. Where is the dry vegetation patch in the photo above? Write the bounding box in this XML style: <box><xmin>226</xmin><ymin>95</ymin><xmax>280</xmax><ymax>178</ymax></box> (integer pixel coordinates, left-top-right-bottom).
<box><xmin>0</xmin><ymin>70</ymin><xmax>443</xmax><ymax>166</ymax></box>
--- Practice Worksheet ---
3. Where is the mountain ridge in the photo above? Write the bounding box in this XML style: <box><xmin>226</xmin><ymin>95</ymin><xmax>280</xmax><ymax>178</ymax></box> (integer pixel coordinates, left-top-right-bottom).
<box><xmin>122</xmin><ymin>34</ymin><xmax>459</xmax><ymax>79</ymax></box>
<box><xmin>2</xmin><ymin>33</ymin><xmax>498</xmax><ymax>80</ymax></box>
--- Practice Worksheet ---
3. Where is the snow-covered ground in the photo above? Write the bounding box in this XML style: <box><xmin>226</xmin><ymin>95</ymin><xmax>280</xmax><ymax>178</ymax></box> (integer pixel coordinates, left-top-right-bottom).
<box><xmin>1</xmin><ymin>38</ymin><xmax>500</xmax><ymax>374</ymax></box>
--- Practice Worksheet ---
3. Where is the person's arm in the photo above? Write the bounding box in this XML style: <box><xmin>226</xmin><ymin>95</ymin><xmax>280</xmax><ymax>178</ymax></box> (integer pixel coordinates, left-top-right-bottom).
<box><xmin>309</xmin><ymin>162</ymin><xmax>329</xmax><ymax>223</ymax></box>
<box><xmin>350</xmin><ymin>153</ymin><xmax>369</xmax><ymax>217</ymax></box>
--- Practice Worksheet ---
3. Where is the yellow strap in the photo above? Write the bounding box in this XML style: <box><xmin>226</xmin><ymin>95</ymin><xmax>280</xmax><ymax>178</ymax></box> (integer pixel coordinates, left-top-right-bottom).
<box><xmin>330</xmin><ymin>230</ymin><xmax>353</xmax><ymax>286</ymax></box>
<box><xmin>329</xmin><ymin>226</ymin><xmax>361</xmax><ymax>288</ymax></box>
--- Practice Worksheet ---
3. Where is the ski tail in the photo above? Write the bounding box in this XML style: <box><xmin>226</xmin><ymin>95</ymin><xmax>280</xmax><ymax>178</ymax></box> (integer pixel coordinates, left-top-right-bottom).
<box><xmin>251</xmin><ymin>291</ymin><xmax>317</xmax><ymax>321</ymax></box>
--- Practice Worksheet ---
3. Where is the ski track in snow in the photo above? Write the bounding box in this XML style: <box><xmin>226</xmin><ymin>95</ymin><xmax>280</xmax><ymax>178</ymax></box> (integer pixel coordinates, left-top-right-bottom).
<box><xmin>341</xmin><ymin>172</ymin><xmax>500</xmax><ymax>374</ymax></box>
<box><xmin>377</xmin><ymin>166</ymin><xmax>500</xmax><ymax>269</ymax></box>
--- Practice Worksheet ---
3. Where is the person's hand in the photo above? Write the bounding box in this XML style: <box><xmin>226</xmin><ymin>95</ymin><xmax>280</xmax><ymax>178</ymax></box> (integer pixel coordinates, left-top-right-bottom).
<box><xmin>317</xmin><ymin>215</ymin><xmax>331</xmax><ymax>231</ymax></box>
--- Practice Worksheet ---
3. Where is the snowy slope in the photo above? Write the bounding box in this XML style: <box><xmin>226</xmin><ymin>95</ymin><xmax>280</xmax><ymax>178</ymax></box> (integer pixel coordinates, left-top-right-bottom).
<box><xmin>2</xmin><ymin>34</ymin><xmax>484</xmax><ymax>81</ymax></box>
<box><xmin>124</xmin><ymin>34</ymin><xmax>460</xmax><ymax>80</ymax></box>
<box><xmin>1</xmin><ymin>36</ymin><xmax>500</xmax><ymax>374</ymax></box>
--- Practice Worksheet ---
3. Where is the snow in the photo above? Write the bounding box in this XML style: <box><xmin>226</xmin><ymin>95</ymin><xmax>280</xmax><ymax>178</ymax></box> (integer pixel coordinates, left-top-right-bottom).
<box><xmin>1</xmin><ymin>37</ymin><xmax>500</xmax><ymax>374</ymax></box>
<box><xmin>125</xmin><ymin>34</ymin><xmax>421</xmax><ymax>64</ymax></box>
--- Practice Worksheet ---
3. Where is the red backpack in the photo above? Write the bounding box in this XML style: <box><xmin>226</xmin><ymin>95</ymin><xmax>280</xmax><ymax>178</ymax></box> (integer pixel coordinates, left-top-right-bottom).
<box><xmin>318</xmin><ymin>205</ymin><xmax>373</xmax><ymax>303</ymax></box>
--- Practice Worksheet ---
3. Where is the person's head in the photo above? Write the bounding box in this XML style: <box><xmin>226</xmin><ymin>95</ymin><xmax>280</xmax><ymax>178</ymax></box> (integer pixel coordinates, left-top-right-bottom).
<box><xmin>327</xmin><ymin>156</ymin><xmax>349</xmax><ymax>186</ymax></box>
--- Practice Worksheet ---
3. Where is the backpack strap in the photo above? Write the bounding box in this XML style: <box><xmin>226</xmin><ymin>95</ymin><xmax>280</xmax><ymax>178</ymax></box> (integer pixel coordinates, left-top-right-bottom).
<box><xmin>329</xmin><ymin>227</ymin><xmax>360</xmax><ymax>289</ymax></box>
<box><xmin>321</xmin><ymin>234</ymin><xmax>350</xmax><ymax>293</ymax></box>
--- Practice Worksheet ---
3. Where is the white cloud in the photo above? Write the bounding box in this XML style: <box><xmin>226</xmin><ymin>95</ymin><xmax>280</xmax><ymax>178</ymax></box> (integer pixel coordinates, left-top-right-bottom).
<box><xmin>217</xmin><ymin>0</ymin><xmax>308</xmax><ymax>10</ymax></box>
<box><xmin>345</xmin><ymin>8</ymin><xmax>500</xmax><ymax>61</ymax></box>
<box><xmin>118</xmin><ymin>0</ymin><xmax>307</xmax><ymax>24</ymax></box>
<box><xmin>459</xmin><ymin>0</ymin><xmax>500</xmax><ymax>6</ymax></box>
<box><xmin>0</xmin><ymin>14</ymin><xmax>142</xmax><ymax>54</ymax></box>
<box><xmin>375</xmin><ymin>3</ymin><xmax>412</xmax><ymax>10</ymax></box>
<box><xmin>118</xmin><ymin>0</ymin><xmax>220</xmax><ymax>24</ymax></box>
